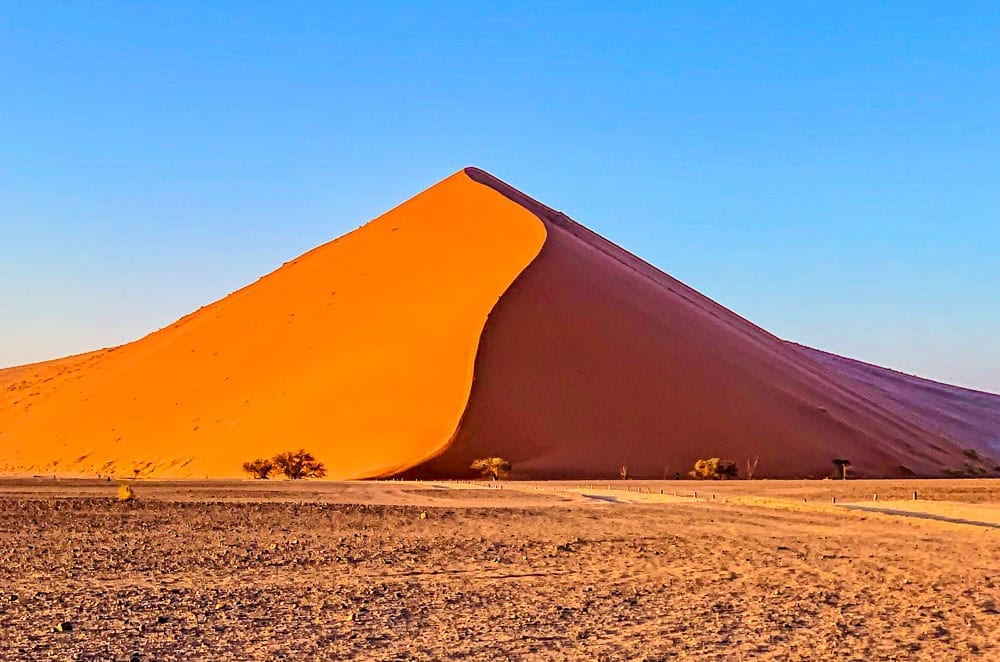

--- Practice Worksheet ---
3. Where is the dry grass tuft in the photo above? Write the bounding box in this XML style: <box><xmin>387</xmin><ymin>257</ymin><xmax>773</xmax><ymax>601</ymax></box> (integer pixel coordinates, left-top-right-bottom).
<box><xmin>117</xmin><ymin>483</ymin><xmax>135</xmax><ymax>502</ymax></box>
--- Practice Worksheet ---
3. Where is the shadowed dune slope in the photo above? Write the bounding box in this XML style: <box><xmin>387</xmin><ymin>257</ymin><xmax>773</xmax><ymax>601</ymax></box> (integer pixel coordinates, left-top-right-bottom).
<box><xmin>792</xmin><ymin>346</ymin><xmax>1000</xmax><ymax>462</ymax></box>
<box><xmin>0</xmin><ymin>170</ymin><xmax>546</xmax><ymax>478</ymax></box>
<box><xmin>406</xmin><ymin>168</ymin><xmax>1000</xmax><ymax>479</ymax></box>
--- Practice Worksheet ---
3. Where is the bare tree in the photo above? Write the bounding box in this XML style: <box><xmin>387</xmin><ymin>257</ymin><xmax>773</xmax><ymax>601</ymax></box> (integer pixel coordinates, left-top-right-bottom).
<box><xmin>833</xmin><ymin>458</ymin><xmax>851</xmax><ymax>480</ymax></box>
<box><xmin>745</xmin><ymin>455</ymin><xmax>759</xmax><ymax>480</ymax></box>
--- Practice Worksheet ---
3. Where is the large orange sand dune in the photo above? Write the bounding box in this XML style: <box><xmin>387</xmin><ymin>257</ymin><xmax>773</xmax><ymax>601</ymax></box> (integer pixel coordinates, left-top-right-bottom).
<box><xmin>1</xmin><ymin>168</ymin><xmax>998</xmax><ymax>479</ymax></box>
<box><xmin>0</xmin><ymin>171</ymin><xmax>545</xmax><ymax>478</ymax></box>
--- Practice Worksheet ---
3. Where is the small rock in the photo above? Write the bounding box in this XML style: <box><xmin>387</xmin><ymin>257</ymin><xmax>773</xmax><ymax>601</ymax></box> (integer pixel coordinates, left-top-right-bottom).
<box><xmin>54</xmin><ymin>622</ymin><xmax>73</xmax><ymax>633</ymax></box>
<box><xmin>419</xmin><ymin>511</ymin><xmax>428</xmax><ymax>520</ymax></box>
<box><xmin>156</xmin><ymin>615</ymin><xmax>169</xmax><ymax>624</ymax></box>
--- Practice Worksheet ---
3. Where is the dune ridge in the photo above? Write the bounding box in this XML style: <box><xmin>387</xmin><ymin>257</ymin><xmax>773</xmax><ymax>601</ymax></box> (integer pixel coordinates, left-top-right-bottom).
<box><xmin>2</xmin><ymin>167</ymin><xmax>998</xmax><ymax>479</ymax></box>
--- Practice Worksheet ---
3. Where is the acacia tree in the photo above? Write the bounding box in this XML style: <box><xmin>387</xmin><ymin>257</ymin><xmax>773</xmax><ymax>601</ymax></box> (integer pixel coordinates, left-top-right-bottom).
<box><xmin>242</xmin><ymin>458</ymin><xmax>275</xmax><ymax>479</ymax></box>
<box><xmin>471</xmin><ymin>457</ymin><xmax>511</xmax><ymax>481</ymax></box>
<box><xmin>273</xmin><ymin>449</ymin><xmax>327</xmax><ymax>480</ymax></box>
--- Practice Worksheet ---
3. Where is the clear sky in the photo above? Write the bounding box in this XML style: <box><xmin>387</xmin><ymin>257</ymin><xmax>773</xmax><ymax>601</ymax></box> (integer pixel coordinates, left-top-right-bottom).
<box><xmin>2</xmin><ymin>2</ymin><xmax>998</xmax><ymax>391</ymax></box>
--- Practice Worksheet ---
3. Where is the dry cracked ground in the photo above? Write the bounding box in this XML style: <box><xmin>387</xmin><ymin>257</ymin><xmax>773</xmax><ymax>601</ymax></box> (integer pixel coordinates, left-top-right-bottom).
<box><xmin>0</xmin><ymin>479</ymin><xmax>997</xmax><ymax>660</ymax></box>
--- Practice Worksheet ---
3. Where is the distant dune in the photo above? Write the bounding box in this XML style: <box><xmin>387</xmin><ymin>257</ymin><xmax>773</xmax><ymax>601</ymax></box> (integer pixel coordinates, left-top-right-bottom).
<box><xmin>1</xmin><ymin>168</ymin><xmax>997</xmax><ymax>479</ymax></box>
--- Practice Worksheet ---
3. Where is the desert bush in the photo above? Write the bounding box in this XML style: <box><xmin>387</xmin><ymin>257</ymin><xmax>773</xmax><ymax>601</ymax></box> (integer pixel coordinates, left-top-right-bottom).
<box><xmin>272</xmin><ymin>449</ymin><xmax>326</xmax><ymax>480</ymax></box>
<box><xmin>471</xmin><ymin>457</ymin><xmax>512</xmax><ymax>481</ymax></box>
<box><xmin>242</xmin><ymin>458</ymin><xmax>275</xmax><ymax>479</ymax></box>
<box><xmin>689</xmin><ymin>457</ymin><xmax>738</xmax><ymax>480</ymax></box>
<box><xmin>117</xmin><ymin>483</ymin><xmax>135</xmax><ymax>502</ymax></box>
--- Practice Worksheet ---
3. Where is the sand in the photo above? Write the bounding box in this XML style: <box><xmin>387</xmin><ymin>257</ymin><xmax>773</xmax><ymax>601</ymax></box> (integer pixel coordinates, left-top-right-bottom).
<box><xmin>2</xmin><ymin>167</ymin><xmax>998</xmax><ymax>480</ymax></box>
<box><xmin>0</xmin><ymin>171</ymin><xmax>545</xmax><ymax>479</ymax></box>
<box><xmin>409</xmin><ymin>169</ymin><xmax>1000</xmax><ymax>479</ymax></box>
<box><xmin>1</xmin><ymin>478</ymin><xmax>996</xmax><ymax>660</ymax></box>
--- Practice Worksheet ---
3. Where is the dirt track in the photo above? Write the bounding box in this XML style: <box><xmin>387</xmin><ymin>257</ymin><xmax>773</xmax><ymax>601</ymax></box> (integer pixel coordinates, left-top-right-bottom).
<box><xmin>0</xmin><ymin>479</ymin><xmax>996</xmax><ymax>660</ymax></box>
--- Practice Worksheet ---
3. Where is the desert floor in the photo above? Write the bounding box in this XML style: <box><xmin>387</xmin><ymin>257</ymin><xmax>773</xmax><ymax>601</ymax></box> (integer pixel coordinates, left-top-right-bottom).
<box><xmin>0</xmin><ymin>478</ymin><xmax>997</xmax><ymax>660</ymax></box>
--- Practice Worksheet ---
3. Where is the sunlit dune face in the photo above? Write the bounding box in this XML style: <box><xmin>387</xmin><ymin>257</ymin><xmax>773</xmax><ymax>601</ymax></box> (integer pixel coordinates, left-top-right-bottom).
<box><xmin>0</xmin><ymin>171</ymin><xmax>546</xmax><ymax>478</ymax></box>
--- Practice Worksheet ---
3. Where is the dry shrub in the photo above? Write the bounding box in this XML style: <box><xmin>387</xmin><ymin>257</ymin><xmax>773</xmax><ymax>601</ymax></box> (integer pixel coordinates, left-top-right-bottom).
<box><xmin>471</xmin><ymin>457</ymin><xmax>511</xmax><ymax>481</ymax></box>
<box><xmin>117</xmin><ymin>483</ymin><xmax>135</xmax><ymax>501</ymax></box>
<box><xmin>689</xmin><ymin>457</ymin><xmax>738</xmax><ymax>480</ymax></box>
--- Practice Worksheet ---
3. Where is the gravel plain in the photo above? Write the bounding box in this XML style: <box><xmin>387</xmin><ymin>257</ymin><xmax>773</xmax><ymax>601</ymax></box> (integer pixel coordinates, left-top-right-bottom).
<box><xmin>0</xmin><ymin>479</ymin><xmax>997</xmax><ymax>660</ymax></box>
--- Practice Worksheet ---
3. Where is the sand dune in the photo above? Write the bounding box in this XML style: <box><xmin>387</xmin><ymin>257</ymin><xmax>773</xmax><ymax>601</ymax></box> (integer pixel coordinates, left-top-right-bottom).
<box><xmin>793</xmin><ymin>345</ymin><xmax>1000</xmax><ymax>461</ymax></box>
<box><xmin>0</xmin><ymin>171</ymin><xmax>545</xmax><ymax>478</ymax></box>
<box><xmin>407</xmin><ymin>169</ymin><xmax>1000</xmax><ymax>479</ymax></box>
<box><xmin>1</xmin><ymin>168</ymin><xmax>998</xmax><ymax>479</ymax></box>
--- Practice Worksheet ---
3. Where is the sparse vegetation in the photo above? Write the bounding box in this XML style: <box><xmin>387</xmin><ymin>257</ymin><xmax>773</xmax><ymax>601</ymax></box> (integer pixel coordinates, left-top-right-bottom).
<box><xmin>943</xmin><ymin>449</ymin><xmax>998</xmax><ymax>477</ymax></box>
<box><xmin>745</xmin><ymin>455</ymin><xmax>759</xmax><ymax>480</ymax></box>
<box><xmin>619</xmin><ymin>464</ymin><xmax>629</xmax><ymax>480</ymax></box>
<box><xmin>242</xmin><ymin>458</ymin><xmax>275</xmax><ymax>480</ymax></box>
<box><xmin>272</xmin><ymin>449</ymin><xmax>327</xmax><ymax>480</ymax></box>
<box><xmin>117</xmin><ymin>483</ymin><xmax>135</xmax><ymax>502</ymax></box>
<box><xmin>690</xmin><ymin>458</ymin><xmax>738</xmax><ymax>480</ymax></box>
<box><xmin>471</xmin><ymin>457</ymin><xmax>511</xmax><ymax>481</ymax></box>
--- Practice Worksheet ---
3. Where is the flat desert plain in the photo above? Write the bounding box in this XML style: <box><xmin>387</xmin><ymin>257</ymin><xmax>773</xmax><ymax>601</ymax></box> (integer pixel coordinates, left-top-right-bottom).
<box><xmin>1</xmin><ymin>479</ymin><xmax>997</xmax><ymax>660</ymax></box>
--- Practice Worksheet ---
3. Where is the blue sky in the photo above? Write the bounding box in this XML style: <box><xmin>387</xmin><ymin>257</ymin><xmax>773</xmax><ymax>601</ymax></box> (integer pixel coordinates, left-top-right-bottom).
<box><xmin>2</xmin><ymin>1</ymin><xmax>998</xmax><ymax>391</ymax></box>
